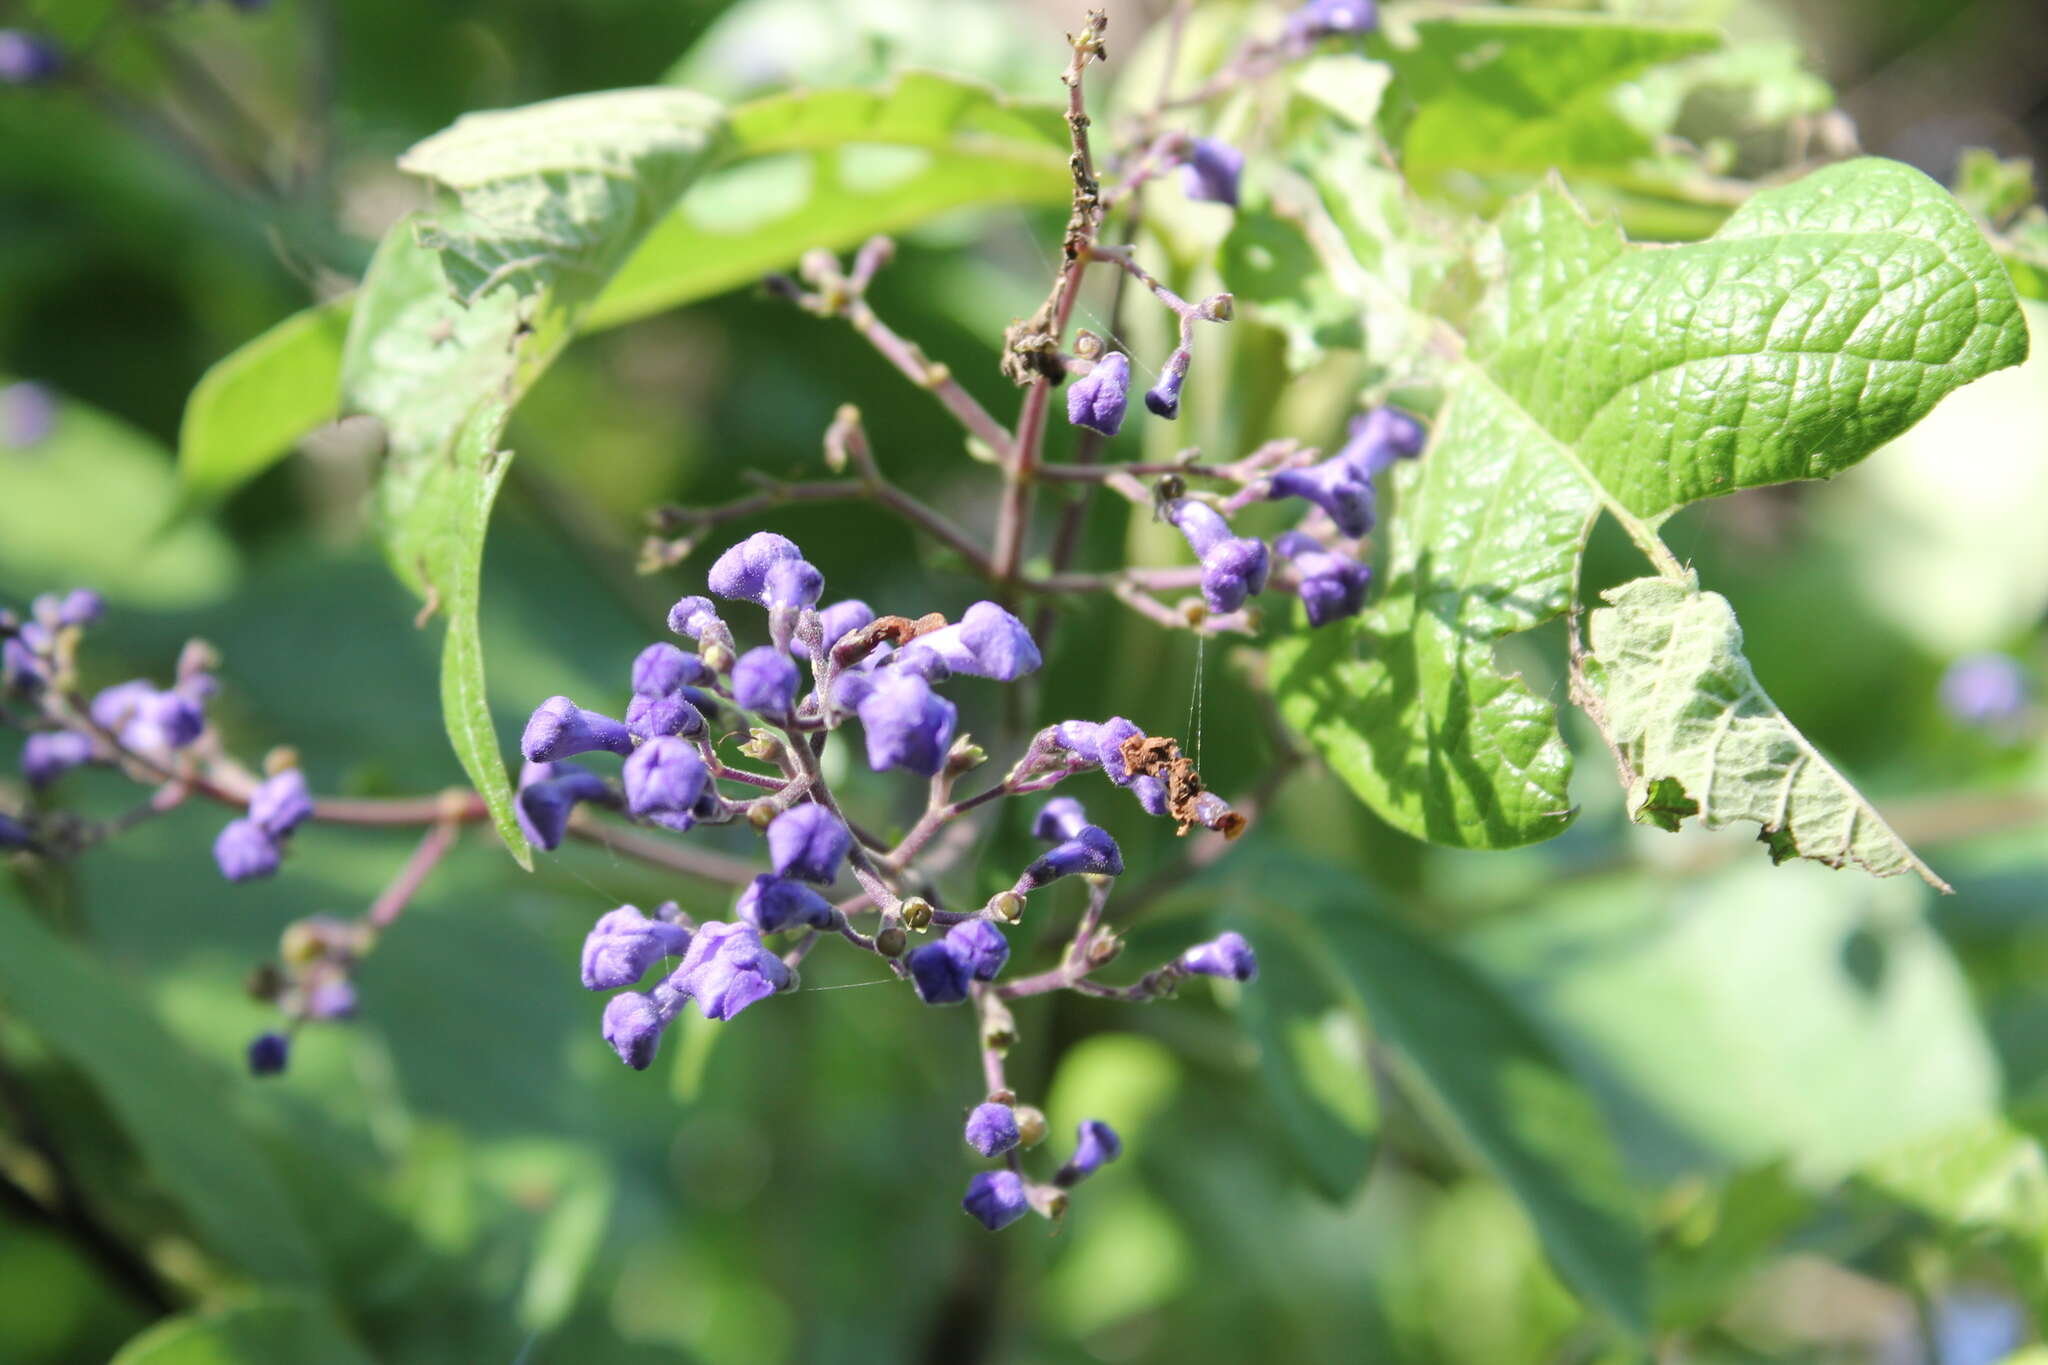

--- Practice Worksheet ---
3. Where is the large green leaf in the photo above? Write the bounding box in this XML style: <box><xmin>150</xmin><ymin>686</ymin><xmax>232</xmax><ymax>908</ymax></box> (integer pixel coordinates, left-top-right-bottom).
<box><xmin>0</xmin><ymin>889</ymin><xmax>322</xmax><ymax>1283</ymax></box>
<box><xmin>176</xmin><ymin>298</ymin><xmax>352</xmax><ymax>503</ymax></box>
<box><xmin>1275</xmin><ymin>157</ymin><xmax>2028</xmax><ymax>863</ymax></box>
<box><xmin>109</xmin><ymin>1295</ymin><xmax>373</xmax><ymax>1365</ymax></box>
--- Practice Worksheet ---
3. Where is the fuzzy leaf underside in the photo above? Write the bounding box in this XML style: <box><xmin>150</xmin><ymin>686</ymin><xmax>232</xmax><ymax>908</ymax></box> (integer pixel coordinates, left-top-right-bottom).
<box><xmin>1584</xmin><ymin>577</ymin><xmax>1946</xmax><ymax>887</ymax></box>
<box><xmin>1277</xmin><ymin>157</ymin><xmax>2028</xmax><ymax>859</ymax></box>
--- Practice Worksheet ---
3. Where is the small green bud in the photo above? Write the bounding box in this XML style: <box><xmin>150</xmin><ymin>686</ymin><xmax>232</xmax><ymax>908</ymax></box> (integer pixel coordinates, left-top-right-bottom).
<box><xmin>876</xmin><ymin>926</ymin><xmax>908</xmax><ymax>958</ymax></box>
<box><xmin>1014</xmin><ymin>1105</ymin><xmax>1048</xmax><ymax>1148</ymax></box>
<box><xmin>990</xmin><ymin>891</ymin><xmax>1025</xmax><ymax>923</ymax></box>
<box><xmin>1086</xmin><ymin>932</ymin><xmax>1122</xmax><ymax>968</ymax></box>
<box><xmin>900</xmin><ymin>897</ymin><xmax>933</xmax><ymax>931</ymax></box>
<box><xmin>701</xmin><ymin>642</ymin><xmax>735</xmax><ymax>674</ymax></box>
<box><xmin>747</xmin><ymin>800</ymin><xmax>778</xmax><ymax>830</ymax></box>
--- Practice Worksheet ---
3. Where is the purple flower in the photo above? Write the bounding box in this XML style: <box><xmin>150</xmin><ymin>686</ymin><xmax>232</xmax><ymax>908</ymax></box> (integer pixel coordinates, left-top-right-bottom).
<box><xmin>625</xmin><ymin>691</ymin><xmax>705</xmax><ymax>740</ymax></box>
<box><xmin>247</xmin><ymin>1032</ymin><xmax>290</xmax><ymax>1077</ymax></box>
<box><xmin>908</xmin><ymin>940</ymin><xmax>972</xmax><ymax>1005</ymax></box>
<box><xmin>898</xmin><ymin>602</ymin><xmax>1042</xmax><ymax>683</ymax></box>
<box><xmin>731</xmin><ymin>646</ymin><xmax>799</xmax><ymax>716</ymax></box>
<box><xmin>1167</xmin><ymin>501</ymin><xmax>1269</xmax><ymax>614</ymax></box>
<box><xmin>22</xmin><ymin>729</ymin><xmax>92</xmax><ymax>786</ymax></box>
<box><xmin>623</xmin><ymin>736</ymin><xmax>707</xmax><ymax>828</ymax></box>
<box><xmin>301</xmin><ymin>978</ymin><xmax>357</xmax><ymax>1020</ymax></box>
<box><xmin>0</xmin><ymin>811</ymin><xmax>34</xmax><ymax>848</ymax></box>
<box><xmin>815</xmin><ymin>600</ymin><xmax>875</xmax><ymax>655</ymax></box>
<box><xmin>2</xmin><ymin>636</ymin><xmax>42</xmax><ymax>691</ymax></box>
<box><xmin>1337</xmin><ymin>406</ymin><xmax>1426</xmax><ymax>479</ymax></box>
<box><xmin>1056</xmin><ymin>1119</ymin><xmax>1123</xmax><ymax>1186</ymax></box>
<box><xmin>1941</xmin><ymin>653</ymin><xmax>2028</xmax><ymax>729</ymax></box>
<box><xmin>762</xmin><ymin>558</ymin><xmax>825</xmax><ymax>611</ymax></box>
<box><xmin>214</xmin><ymin>818</ymin><xmax>282</xmax><ymax>882</ymax></box>
<box><xmin>0</xmin><ymin>381</ymin><xmax>57</xmax><ymax>447</ymax></box>
<box><xmin>965</xmin><ymin>1102</ymin><xmax>1021</xmax><ymax>1157</ymax></box>
<box><xmin>515</xmin><ymin>760</ymin><xmax>610</xmax><ymax>850</ymax></box>
<box><xmin>945</xmin><ymin>920</ymin><xmax>1010</xmax><ymax>982</ymax></box>
<box><xmin>1033</xmin><ymin>796</ymin><xmax>1089</xmax><ymax>842</ymax></box>
<box><xmin>1268</xmin><ymin>456</ymin><xmax>1375</xmax><ymax>536</ymax></box>
<box><xmin>1274</xmin><ymin>530</ymin><xmax>1372</xmax><ymax>626</ymax></box>
<box><xmin>249</xmin><ymin>768</ymin><xmax>314</xmax><ymax>838</ymax></box>
<box><xmin>1182</xmin><ymin>931</ymin><xmax>1258</xmax><ymax>982</ymax></box>
<box><xmin>667</xmin><ymin>595</ymin><xmax>723</xmax><ymax>641</ymax></box>
<box><xmin>1055</xmin><ymin>715</ymin><xmax>1142</xmax><ymax>783</ymax></box>
<box><xmin>1285</xmin><ymin>0</ymin><xmax>1378</xmax><ymax>42</ymax></box>
<box><xmin>1145</xmin><ymin>349</ymin><xmax>1190</xmax><ymax>419</ymax></box>
<box><xmin>674</xmin><ymin>920</ymin><xmax>792</xmax><ymax>1021</ymax></box>
<box><xmin>602</xmin><ymin>990</ymin><xmax>673</xmax><ymax>1070</ymax></box>
<box><xmin>522</xmin><ymin>696</ymin><xmax>634</xmax><ymax>763</ymax></box>
<box><xmin>1067</xmin><ymin>352</ymin><xmax>1131</xmax><ymax>436</ymax></box>
<box><xmin>122</xmin><ymin>690</ymin><xmax>205</xmax><ymax>751</ymax></box>
<box><xmin>1130</xmin><ymin>774</ymin><xmax>1168</xmax><ymax>816</ymax></box>
<box><xmin>55</xmin><ymin>590</ymin><xmax>102</xmax><ymax>628</ymax></box>
<box><xmin>767</xmin><ymin>804</ymin><xmax>850</xmax><ymax>884</ymax></box>
<box><xmin>735</xmin><ymin>874</ymin><xmax>837</xmax><ymax>934</ymax></box>
<box><xmin>1180</xmin><ymin>138</ymin><xmax>1244</xmax><ymax>206</ymax></box>
<box><xmin>0</xmin><ymin>31</ymin><xmax>62</xmax><ymax>85</ymax></box>
<box><xmin>582</xmin><ymin>905</ymin><xmax>693</xmax><ymax>990</ymax></box>
<box><xmin>707</xmin><ymin>532</ymin><xmax>804</xmax><ymax>604</ymax></box>
<box><xmin>632</xmin><ymin>642</ymin><xmax>710</xmax><ymax>697</ymax></box>
<box><xmin>856</xmin><ymin>670</ymin><xmax>957</xmax><ymax>776</ymax></box>
<box><xmin>962</xmin><ymin>1170</ymin><xmax>1029</xmax><ymax>1230</ymax></box>
<box><xmin>88</xmin><ymin>679</ymin><xmax>153</xmax><ymax>730</ymax></box>
<box><xmin>1017</xmin><ymin>825</ymin><xmax>1124</xmax><ymax>891</ymax></box>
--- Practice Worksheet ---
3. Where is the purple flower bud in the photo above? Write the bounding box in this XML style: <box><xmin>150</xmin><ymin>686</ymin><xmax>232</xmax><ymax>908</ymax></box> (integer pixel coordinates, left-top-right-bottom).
<box><xmin>1017</xmin><ymin>825</ymin><xmax>1123</xmax><ymax>891</ymax></box>
<box><xmin>214</xmin><ymin>818</ymin><xmax>281</xmax><ymax>882</ymax></box>
<box><xmin>0</xmin><ymin>381</ymin><xmax>57</xmax><ymax>447</ymax></box>
<box><xmin>247</xmin><ymin>1032</ymin><xmax>290</xmax><ymax>1077</ymax></box>
<box><xmin>22</xmin><ymin>730</ymin><xmax>92</xmax><ymax>786</ymax></box>
<box><xmin>515</xmin><ymin>760</ymin><xmax>610</xmax><ymax>851</ymax></box>
<box><xmin>302</xmin><ymin>978</ymin><xmax>357</xmax><ymax>1020</ymax></box>
<box><xmin>625</xmin><ymin>690</ymin><xmax>706</xmax><ymax>741</ymax></box>
<box><xmin>56</xmin><ymin>590</ymin><xmax>102</xmax><ymax>628</ymax></box>
<box><xmin>667</xmin><ymin>595</ymin><xmax>723</xmax><ymax>641</ymax></box>
<box><xmin>249</xmin><ymin>768</ymin><xmax>314</xmax><ymax>838</ymax></box>
<box><xmin>731</xmin><ymin>646</ymin><xmax>799</xmax><ymax>716</ymax></box>
<box><xmin>1130</xmin><ymin>774</ymin><xmax>1168</xmax><ymax>816</ymax></box>
<box><xmin>2</xmin><ymin>636</ymin><xmax>42</xmax><ymax>691</ymax></box>
<box><xmin>123</xmin><ymin>690</ymin><xmax>205</xmax><ymax>751</ymax></box>
<box><xmin>1180</xmin><ymin>138</ymin><xmax>1244</xmax><ymax>206</ymax></box>
<box><xmin>0</xmin><ymin>31</ymin><xmax>62</xmax><ymax>85</ymax></box>
<box><xmin>1337</xmin><ymin>406</ymin><xmax>1426</xmax><ymax>479</ymax></box>
<box><xmin>1268</xmin><ymin>456</ymin><xmax>1375</xmax><ymax>537</ymax></box>
<box><xmin>735</xmin><ymin>874</ymin><xmax>836</xmax><ymax>934</ymax></box>
<box><xmin>602</xmin><ymin>990</ymin><xmax>672</xmax><ymax>1070</ymax></box>
<box><xmin>522</xmin><ymin>696</ymin><xmax>633</xmax><ymax>763</ymax></box>
<box><xmin>707</xmin><ymin>532</ymin><xmax>804</xmax><ymax>604</ymax></box>
<box><xmin>88</xmin><ymin>679</ymin><xmax>153</xmax><ymax>730</ymax></box>
<box><xmin>962</xmin><ymin>1170</ymin><xmax>1029</xmax><ymax>1230</ymax></box>
<box><xmin>674</xmin><ymin>920</ymin><xmax>792</xmax><ymax>1021</ymax></box>
<box><xmin>1087</xmin><ymin>716</ymin><xmax>1146</xmax><ymax>784</ymax></box>
<box><xmin>815</xmin><ymin>600</ymin><xmax>875</xmax><ymax>654</ymax></box>
<box><xmin>0</xmin><ymin>811</ymin><xmax>31</xmax><ymax>848</ymax></box>
<box><xmin>1182</xmin><ymin>930</ymin><xmax>1258</xmax><ymax>981</ymax></box>
<box><xmin>762</xmin><ymin>558</ymin><xmax>825</xmax><ymax>611</ymax></box>
<box><xmin>856</xmin><ymin>670</ymin><xmax>957</xmax><ymax>776</ymax></box>
<box><xmin>965</xmin><ymin>1102</ymin><xmax>1021</xmax><ymax>1157</ymax></box>
<box><xmin>908</xmin><ymin>940</ymin><xmax>972</xmax><ymax>1005</ymax></box>
<box><xmin>581</xmin><ymin>905</ymin><xmax>693</xmax><ymax>990</ymax></box>
<box><xmin>766</xmin><ymin>804</ymin><xmax>850</xmax><ymax>884</ymax></box>
<box><xmin>1067</xmin><ymin>352</ymin><xmax>1131</xmax><ymax>437</ymax></box>
<box><xmin>1275</xmin><ymin>530</ymin><xmax>1372</xmax><ymax>626</ymax></box>
<box><xmin>1167</xmin><ymin>501</ymin><xmax>1268</xmax><ymax>614</ymax></box>
<box><xmin>945</xmin><ymin>919</ymin><xmax>1010</xmax><ymax>981</ymax></box>
<box><xmin>1056</xmin><ymin>1119</ymin><xmax>1123</xmax><ymax>1186</ymax></box>
<box><xmin>1285</xmin><ymin>0</ymin><xmax>1378</xmax><ymax>42</ymax></box>
<box><xmin>632</xmin><ymin>642</ymin><xmax>706</xmax><ymax>697</ymax></box>
<box><xmin>1941</xmin><ymin>653</ymin><xmax>2028</xmax><ymax>728</ymax></box>
<box><xmin>1145</xmin><ymin>349</ymin><xmax>1190</xmax><ymax>419</ymax></box>
<box><xmin>1032</xmin><ymin>796</ymin><xmax>1089</xmax><ymax>842</ymax></box>
<box><xmin>623</xmin><ymin>736</ymin><xmax>708</xmax><ymax>826</ymax></box>
<box><xmin>898</xmin><ymin>602</ymin><xmax>1043</xmax><ymax>683</ymax></box>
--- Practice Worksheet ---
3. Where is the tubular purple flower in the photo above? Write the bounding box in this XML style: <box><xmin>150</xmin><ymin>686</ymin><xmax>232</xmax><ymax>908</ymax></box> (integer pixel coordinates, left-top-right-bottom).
<box><xmin>522</xmin><ymin>696</ymin><xmax>634</xmax><ymax>763</ymax></box>
<box><xmin>602</xmin><ymin>990</ymin><xmax>674</xmax><ymax>1070</ymax></box>
<box><xmin>1067</xmin><ymin>352</ymin><xmax>1131</xmax><ymax>436</ymax></box>
<box><xmin>1285</xmin><ymin>0</ymin><xmax>1378</xmax><ymax>42</ymax></box>
<box><xmin>762</xmin><ymin>558</ymin><xmax>825</xmax><ymax>611</ymax></box>
<box><xmin>88</xmin><ymin>679</ymin><xmax>153</xmax><ymax>730</ymax></box>
<box><xmin>2</xmin><ymin>636</ymin><xmax>42</xmax><ymax>690</ymax></box>
<box><xmin>56</xmin><ymin>589</ymin><xmax>102</xmax><ymax>627</ymax></box>
<box><xmin>731</xmin><ymin>646</ymin><xmax>800</xmax><ymax>716</ymax></box>
<box><xmin>1090</xmin><ymin>716</ymin><xmax>1145</xmax><ymax>784</ymax></box>
<box><xmin>962</xmin><ymin>1170</ymin><xmax>1029</xmax><ymax>1231</ymax></box>
<box><xmin>1056</xmin><ymin>1119</ymin><xmax>1123</xmax><ymax>1186</ymax></box>
<box><xmin>815</xmin><ymin>600</ymin><xmax>875</xmax><ymax>655</ymax></box>
<box><xmin>898</xmin><ymin>602</ymin><xmax>1043</xmax><ymax>683</ymax></box>
<box><xmin>1337</xmin><ymin>405</ymin><xmax>1426</xmax><ymax>479</ymax></box>
<box><xmin>1180</xmin><ymin>138</ymin><xmax>1245</xmax><ymax>206</ymax></box>
<box><xmin>302</xmin><ymin>978</ymin><xmax>357</xmax><ymax>1020</ymax></box>
<box><xmin>707</xmin><ymin>532</ymin><xmax>804</xmax><ymax>604</ymax></box>
<box><xmin>623</xmin><ymin>737</ymin><xmax>708</xmax><ymax>826</ymax></box>
<box><xmin>965</xmin><ymin>1102</ymin><xmax>1022</xmax><ymax>1157</ymax></box>
<box><xmin>945</xmin><ymin>920</ymin><xmax>1010</xmax><ymax>981</ymax></box>
<box><xmin>247</xmin><ymin>1032</ymin><xmax>290</xmax><ymax>1077</ymax></box>
<box><xmin>856</xmin><ymin>670</ymin><xmax>957</xmax><ymax>776</ymax></box>
<box><xmin>735</xmin><ymin>874</ymin><xmax>837</xmax><ymax>934</ymax></box>
<box><xmin>666</xmin><ymin>595</ymin><xmax>723</xmax><ymax>641</ymax></box>
<box><xmin>625</xmin><ymin>690</ymin><xmax>705</xmax><ymax>741</ymax></box>
<box><xmin>0</xmin><ymin>31</ymin><xmax>62</xmax><ymax>84</ymax></box>
<box><xmin>908</xmin><ymin>940</ymin><xmax>972</xmax><ymax>1005</ymax></box>
<box><xmin>1275</xmin><ymin>530</ymin><xmax>1372</xmax><ymax>626</ymax></box>
<box><xmin>214</xmin><ymin>819</ymin><xmax>281</xmax><ymax>882</ymax></box>
<box><xmin>1145</xmin><ymin>349</ymin><xmax>1190</xmax><ymax>419</ymax></box>
<box><xmin>581</xmin><ymin>905</ymin><xmax>693</xmax><ymax>990</ymax></box>
<box><xmin>1167</xmin><ymin>501</ymin><xmax>1268</xmax><ymax>614</ymax></box>
<box><xmin>249</xmin><ymin>768</ymin><xmax>314</xmax><ymax>838</ymax></box>
<box><xmin>674</xmin><ymin>920</ymin><xmax>792</xmax><ymax>1021</ymax></box>
<box><xmin>1182</xmin><ymin>931</ymin><xmax>1258</xmax><ymax>981</ymax></box>
<box><xmin>1267</xmin><ymin>456</ymin><xmax>1375</xmax><ymax>537</ymax></box>
<box><xmin>1032</xmin><ymin>796</ymin><xmax>1089</xmax><ymax>843</ymax></box>
<box><xmin>1941</xmin><ymin>653</ymin><xmax>2028</xmax><ymax>728</ymax></box>
<box><xmin>515</xmin><ymin>760</ymin><xmax>611</xmax><ymax>851</ymax></box>
<box><xmin>1017</xmin><ymin>825</ymin><xmax>1123</xmax><ymax>891</ymax></box>
<box><xmin>632</xmin><ymin>642</ymin><xmax>709</xmax><ymax>697</ymax></box>
<box><xmin>767</xmin><ymin>804</ymin><xmax>851</xmax><ymax>884</ymax></box>
<box><xmin>22</xmin><ymin>730</ymin><xmax>92</xmax><ymax>786</ymax></box>
<box><xmin>1129</xmin><ymin>774</ymin><xmax>1168</xmax><ymax>816</ymax></box>
<box><xmin>123</xmin><ymin>689</ymin><xmax>204</xmax><ymax>751</ymax></box>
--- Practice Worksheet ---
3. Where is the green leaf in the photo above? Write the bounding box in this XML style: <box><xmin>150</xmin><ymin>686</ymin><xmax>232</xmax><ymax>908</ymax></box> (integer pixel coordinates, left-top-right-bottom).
<box><xmin>1583</xmin><ymin>576</ymin><xmax>1947</xmax><ymax>886</ymax></box>
<box><xmin>1378</xmin><ymin>10</ymin><xmax>1721</xmax><ymax>191</ymax></box>
<box><xmin>110</xmin><ymin>1294</ymin><xmax>372</xmax><ymax>1365</ymax></box>
<box><xmin>1277</xmin><ymin>157</ymin><xmax>2029</xmax><ymax>856</ymax></box>
<box><xmin>1316</xmin><ymin>904</ymin><xmax>1649</xmax><ymax>1332</ymax></box>
<box><xmin>0</xmin><ymin>889</ymin><xmax>322</xmax><ymax>1283</ymax></box>
<box><xmin>1857</xmin><ymin>1116</ymin><xmax>2048</xmax><ymax>1243</ymax></box>
<box><xmin>176</xmin><ymin>297</ymin><xmax>351</xmax><ymax>502</ymax></box>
